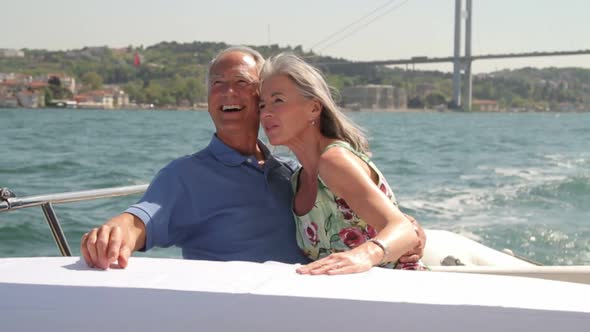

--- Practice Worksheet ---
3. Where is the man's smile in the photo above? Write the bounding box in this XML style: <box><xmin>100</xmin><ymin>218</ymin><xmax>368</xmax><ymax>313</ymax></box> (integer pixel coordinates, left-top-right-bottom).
<box><xmin>221</xmin><ymin>105</ymin><xmax>244</xmax><ymax>113</ymax></box>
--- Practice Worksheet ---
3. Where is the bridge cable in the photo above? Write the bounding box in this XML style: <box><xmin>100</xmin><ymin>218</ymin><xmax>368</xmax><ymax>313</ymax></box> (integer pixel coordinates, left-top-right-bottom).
<box><xmin>316</xmin><ymin>0</ymin><xmax>412</xmax><ymax>53</ymax></box>
<box><xmin>310</xmin><ymin>0</ymin><xmax>400</xmax><ymax>51</ymax></box>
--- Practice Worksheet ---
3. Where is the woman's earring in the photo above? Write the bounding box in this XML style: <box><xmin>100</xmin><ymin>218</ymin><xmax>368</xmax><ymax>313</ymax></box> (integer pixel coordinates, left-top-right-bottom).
<box><xmin>311</xmin><ymin>120</ymin><xmax>316</xmax><ymax>126</ymax></box>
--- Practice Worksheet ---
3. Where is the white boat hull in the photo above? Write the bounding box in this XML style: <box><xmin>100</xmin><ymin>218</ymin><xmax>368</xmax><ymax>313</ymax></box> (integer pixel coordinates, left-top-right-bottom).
<box><xmin>1</xmin><ymin>257</ymin><xmax>589</xmax><ymax>331</ymax></box>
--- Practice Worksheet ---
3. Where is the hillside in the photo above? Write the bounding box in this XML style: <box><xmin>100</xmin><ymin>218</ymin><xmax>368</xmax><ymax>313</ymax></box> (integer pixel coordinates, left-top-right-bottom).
<box><xmin>1</xmin><ymin>41</ymin><xmax>589</xmax><ymax>110</ymax></box>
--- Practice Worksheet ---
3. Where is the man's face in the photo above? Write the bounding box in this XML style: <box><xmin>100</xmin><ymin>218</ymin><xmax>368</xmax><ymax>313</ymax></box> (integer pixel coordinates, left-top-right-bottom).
<box><xmin>207</xmin><ymin>52</ymin><xmax>260</xmax><ymax>139</ymax></box>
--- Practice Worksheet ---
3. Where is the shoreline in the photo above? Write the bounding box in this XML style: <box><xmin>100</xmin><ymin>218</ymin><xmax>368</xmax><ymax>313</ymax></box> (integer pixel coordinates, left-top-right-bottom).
<box><xmin>1</xmin><ymin>106</ymin><xmax>589</xmax><ymax>113</ymax></box>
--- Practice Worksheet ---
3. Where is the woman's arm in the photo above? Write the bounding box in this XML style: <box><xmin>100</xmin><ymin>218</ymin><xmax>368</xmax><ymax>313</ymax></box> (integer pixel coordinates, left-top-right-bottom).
<box><xmin>296</xmin><ymin>147</ymin><xmax>419</xmax><ymax>275</ymax></box>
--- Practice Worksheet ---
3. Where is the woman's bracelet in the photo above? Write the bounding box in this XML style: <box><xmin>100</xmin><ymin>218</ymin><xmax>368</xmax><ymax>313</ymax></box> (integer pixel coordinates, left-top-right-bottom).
<box><xmin>367</xmin><ymin>238</ymin><xmax>388</xmax><ymax>266</ymax></box>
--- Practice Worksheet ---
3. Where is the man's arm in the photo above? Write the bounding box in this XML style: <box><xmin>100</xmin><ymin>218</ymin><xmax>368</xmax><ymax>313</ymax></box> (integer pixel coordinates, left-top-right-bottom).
<box><xmin>398</xmin><ymin>214</ymin><xmax>427</xmax><ymax>263</ymax></box>
<box><xmin>80</xmin><ymin>212</ymin><xmax>146</xmax><ymax>269</ymax></box>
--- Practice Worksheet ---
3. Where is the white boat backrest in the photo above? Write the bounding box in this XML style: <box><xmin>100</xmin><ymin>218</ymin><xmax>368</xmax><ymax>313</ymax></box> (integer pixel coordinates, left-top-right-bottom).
<box><xmin>423</xmin><ymin>229</ymin><xmax>536</xmax><ymax>267</ymax></box>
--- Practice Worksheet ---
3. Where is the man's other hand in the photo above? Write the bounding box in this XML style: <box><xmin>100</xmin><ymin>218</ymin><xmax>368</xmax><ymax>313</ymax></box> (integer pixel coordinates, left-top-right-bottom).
<box><xmin>398</xmin><ymin>214</ymin><xmax>426</xmax><ymax>263</ymax></box>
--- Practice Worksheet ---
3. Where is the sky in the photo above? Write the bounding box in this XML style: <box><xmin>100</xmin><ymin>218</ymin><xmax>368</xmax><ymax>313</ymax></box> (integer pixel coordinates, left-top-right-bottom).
<box><xmin>1</xmin><ymin>0</ymin><xmax>589</xmax><ymax>73</ymax></box>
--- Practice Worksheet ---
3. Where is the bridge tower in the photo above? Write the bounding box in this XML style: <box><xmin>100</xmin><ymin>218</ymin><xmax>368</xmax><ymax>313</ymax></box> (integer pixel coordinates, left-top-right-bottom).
<box><xmin>464</xmin><ymin>0</ymin><xmax>473</xmax><ymax>111</ymax></box>
<box><xmin>452</xmin><ymin>0</ymin><xmax>473</xmax><ymax>110</ymax></box>
<box><xmin>452</xmin><ymin>0</ymin><xmax>462</xmax><ymax>108</ymax></box>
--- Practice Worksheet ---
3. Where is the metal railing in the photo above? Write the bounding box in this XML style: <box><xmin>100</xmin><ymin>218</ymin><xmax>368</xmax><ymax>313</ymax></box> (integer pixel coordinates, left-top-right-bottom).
<box><xmin>0</xmin><ymin>184</ymin><xmax>148</xmax><ymax>256</ymax></box>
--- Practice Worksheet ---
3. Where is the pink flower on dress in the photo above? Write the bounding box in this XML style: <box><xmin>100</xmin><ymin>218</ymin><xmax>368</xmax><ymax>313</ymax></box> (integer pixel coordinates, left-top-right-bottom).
<box><xmin>335</xmin><ymin>197</ymin><xmax>354</xmax><ymax>221</ymax></box>
<box><xmin>395</xmin><ymin>262</ymin><xmax>427</xmax><ymax>271</ymax></box>
<box><xmin>365</xmin><ymin>224</ymin><xmax>378</xmax><ymax>238</ymax></box>
<box><xmin>338</xmin><ymin>227</ymin><xmax>367</xmax><ymax>249</ymax></box>
<box><xmin>303</xmin><ymin>220</ymin><xmax>319</xmax><ymax>246</ymax></box>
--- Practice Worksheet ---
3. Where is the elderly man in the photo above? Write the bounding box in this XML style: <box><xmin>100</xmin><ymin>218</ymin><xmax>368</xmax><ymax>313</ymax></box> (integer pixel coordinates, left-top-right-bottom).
<box><xmin>81</xmin><ymin>46</ymin><xmax>425</xmax><ymax>270</ymax></box>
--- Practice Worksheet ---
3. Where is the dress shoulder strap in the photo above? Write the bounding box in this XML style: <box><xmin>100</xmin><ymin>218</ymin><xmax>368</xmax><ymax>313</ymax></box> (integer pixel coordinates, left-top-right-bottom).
<box><xmin>322</xmin><ymin>140</ymin><xmax>354</xmax><ymax>153</ymax></box>
<box><xmin>322</xmin><ymin>140</ymin><xmax>369</xmax><ymax>162</ymax></box>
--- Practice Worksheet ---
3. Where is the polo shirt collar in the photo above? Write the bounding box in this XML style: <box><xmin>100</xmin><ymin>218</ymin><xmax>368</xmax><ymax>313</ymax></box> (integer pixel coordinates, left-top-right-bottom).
<box><xmin>207</xmin><ymin>134</ymin><xmax>274</xmax><ymax>167</ymax></box>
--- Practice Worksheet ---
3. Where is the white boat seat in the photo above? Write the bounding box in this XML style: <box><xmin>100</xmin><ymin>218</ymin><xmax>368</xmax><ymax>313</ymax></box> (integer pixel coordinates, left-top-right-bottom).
<box><xmin>422</xmin><ymin>229</ymin><xmax>535</xmax><ymax>267</ymax></box>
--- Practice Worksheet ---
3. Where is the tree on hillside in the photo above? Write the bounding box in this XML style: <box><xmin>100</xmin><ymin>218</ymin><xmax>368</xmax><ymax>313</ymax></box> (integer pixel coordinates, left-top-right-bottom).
<box><xmin>46</xmin><ymin>76</ymin><xmax>73</xmax><ymax>100</ymax></box>
<box><xmin>407</xmin><ymin>97</ymin><xmax>425</xmax><ymax>109</ymax></box>
<box><xmin>81</xmin><ymin>72</ymin><xmax>103</xmax><ymax>90</ymax></box>
<box><xmin>184</xmin><ymin>77</ymin><xmax>206</xmax><ymax>103</ymax></box>
<box><xmin>425</xmin><ymin>92</ymin><xmax>447</xmax><ymax>107</ymax></box>
<box><xmin>123</xmin><ymin>80</ymin><xmax>146</xmax><ymax>104</ymax></box>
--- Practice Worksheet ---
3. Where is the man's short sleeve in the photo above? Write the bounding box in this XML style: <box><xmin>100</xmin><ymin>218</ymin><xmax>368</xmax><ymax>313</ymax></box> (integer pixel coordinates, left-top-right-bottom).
<box><xmin>125</xmin><ymin>167</ymin><xmax>185</xmax><ymax>251</ymax></box>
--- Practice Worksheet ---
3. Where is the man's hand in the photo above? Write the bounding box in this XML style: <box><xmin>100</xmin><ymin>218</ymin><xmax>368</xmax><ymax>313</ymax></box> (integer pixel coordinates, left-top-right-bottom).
<box><xmin>398</xmin><ymin>214</ymin><xmax>426</xmax><ymax>264</ymax></box>
<box><xmin>80</xmin><ymin>213</ymin><xmax>145</xmax><ymax>269</ymax></box>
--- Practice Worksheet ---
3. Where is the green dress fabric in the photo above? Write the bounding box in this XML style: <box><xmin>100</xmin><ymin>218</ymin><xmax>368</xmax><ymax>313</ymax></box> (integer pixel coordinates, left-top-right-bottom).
<box><xmin>292</xmin><ymin>141</ymin><xmax>400</xmax><ymax>269</ymax></box>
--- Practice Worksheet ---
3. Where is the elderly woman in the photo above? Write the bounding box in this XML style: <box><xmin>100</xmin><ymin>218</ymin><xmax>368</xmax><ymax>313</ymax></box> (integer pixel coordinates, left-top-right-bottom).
<box><xmin>259</xmin><ymin>53</ymin><xmax>427</xmax><ymax>275</ymax></box>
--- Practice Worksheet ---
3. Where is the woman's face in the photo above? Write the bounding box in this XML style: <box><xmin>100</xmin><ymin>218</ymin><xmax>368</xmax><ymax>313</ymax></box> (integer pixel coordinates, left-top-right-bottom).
<box><xmin>259</xmin><ymin>74</ymin><xmax>317</xmax><ymax>146</ymax></box>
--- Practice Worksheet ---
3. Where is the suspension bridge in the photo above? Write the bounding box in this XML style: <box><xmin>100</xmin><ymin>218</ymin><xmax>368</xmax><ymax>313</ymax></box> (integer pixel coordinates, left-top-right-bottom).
<box><xmin>316</xmin><ymin>0</ymin><xmax>590</xmax><ymax>110</ymax></box>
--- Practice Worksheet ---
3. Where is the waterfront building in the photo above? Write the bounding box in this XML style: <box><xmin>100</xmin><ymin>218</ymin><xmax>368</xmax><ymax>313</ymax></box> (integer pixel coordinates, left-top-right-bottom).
<box><xmin>43</xmin><ymin>74</ymin><xmax>76</xmax><ymax>94</ymax></box>
<box><xmin>75</xmin><ymin>90</ymin><xmax>114</xmax><ymax>109</ymax></box>
<box><xmin>16</xmin><ymin>90</ymin><xmax>45</xmax><ymax>108</ymax></box>
<box><xmin>0</xmin><ymin>49</ymin><xmax>25</xmax><ymax>58</ymax></box>
<box><xmin>341</xmin><ymin>85</ymin><xmax>408</xmax><ymax>110</ymax></box>
<box><xmin>472</xmin><ymin>99</ymin><xmax>500</xmax><ymax>112</ymax></box>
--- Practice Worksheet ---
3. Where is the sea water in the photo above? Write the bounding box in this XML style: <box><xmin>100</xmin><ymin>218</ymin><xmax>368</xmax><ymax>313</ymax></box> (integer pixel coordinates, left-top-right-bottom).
<box><xmin>1</xmin><ymin>108</ymin><xmax>589</xmax><ymax>265</ymax></box>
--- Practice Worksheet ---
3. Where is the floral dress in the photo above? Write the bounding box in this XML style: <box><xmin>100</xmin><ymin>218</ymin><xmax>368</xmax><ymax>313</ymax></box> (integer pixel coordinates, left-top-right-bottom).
<box><xmin>292</xmin><ymin>141</ymin><xmax>426</xmax><ymax>270</ymax></box>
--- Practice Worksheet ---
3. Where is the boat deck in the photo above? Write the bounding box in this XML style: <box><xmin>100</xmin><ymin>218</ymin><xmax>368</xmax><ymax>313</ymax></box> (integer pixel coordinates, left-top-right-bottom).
<box><xmin>1</xmin><ymin>257</ymin><xmax>589</xmax><ymax>331</ymax></box>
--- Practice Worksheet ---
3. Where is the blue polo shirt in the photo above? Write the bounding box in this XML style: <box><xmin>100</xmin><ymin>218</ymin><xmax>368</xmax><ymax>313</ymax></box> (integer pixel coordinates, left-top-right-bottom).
<box><xmin>125</xmin><ymin>135</ymin><xmax>309</xmax><ymax>264</ymax></box>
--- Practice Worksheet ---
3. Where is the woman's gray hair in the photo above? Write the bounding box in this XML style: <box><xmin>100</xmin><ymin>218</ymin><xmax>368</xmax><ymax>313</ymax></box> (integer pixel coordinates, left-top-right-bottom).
<box><xmin>207</xmin><ymin>46</ymin><xmax>265</xmax><ymax>87</ymax></box>
<box><xmin>260</xmin><ymin>53</ymin><xmax>369</xmax><ymax>154</ymax></box>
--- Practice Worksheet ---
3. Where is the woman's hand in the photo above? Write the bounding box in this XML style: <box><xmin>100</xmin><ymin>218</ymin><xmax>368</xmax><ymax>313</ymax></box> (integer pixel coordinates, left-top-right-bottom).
<box><xmin>296</xmin><ymin>241</ymin><xmax>384</xmax><ymax>275</ymax></box>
